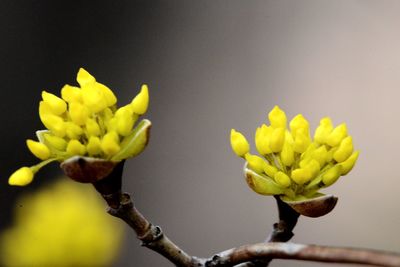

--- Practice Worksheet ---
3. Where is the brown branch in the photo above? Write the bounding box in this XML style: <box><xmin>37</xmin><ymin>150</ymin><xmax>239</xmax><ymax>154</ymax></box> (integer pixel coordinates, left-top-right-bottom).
<box><xmin>107</xmin><ymin>192</ymin><xmax>203</xmax><ymax>267</ymax></box>
<box><xmin>234</xmin><ymin>196</ymin><xmax>300</xmax><ymax>267</ymax></box>
<box><xmin>205</xmin><ymin>242</ymin><xmax>400</xmax><ymax>267</ymax></box>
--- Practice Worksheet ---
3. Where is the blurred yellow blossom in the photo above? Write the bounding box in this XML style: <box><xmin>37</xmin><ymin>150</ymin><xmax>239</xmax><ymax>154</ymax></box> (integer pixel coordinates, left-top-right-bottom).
<box><xmin>230</xmin><ymin>106</ymin><xmax>359</xmax><ymax>201</ymax></box>
<box><xmin>0</xmin><ymin>179</ymin><xmax>124</xmax><ymax>267</ymax></box>
<box><xmin>8</xmin><ymin>68</ymin><xmax>151</xmax><ymax>186</ymax></box>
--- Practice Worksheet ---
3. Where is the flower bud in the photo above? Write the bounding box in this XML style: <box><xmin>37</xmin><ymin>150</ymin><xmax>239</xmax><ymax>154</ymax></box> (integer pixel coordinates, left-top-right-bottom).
<box><xmin>66</xmin><ymin>140</ymin><xmax>86</xmax><ymax>156</ymax></box>
<box><xmin>116</xmin><ymin>107</ymin><xmax>134</xmax><ymax>136</ymax></box>
<box><xmin>255</xmin><ymin>124</ymin><xmax>272</xmax><ymax>155</ymax></box>
<box><xmin>131</xmin><ymin>84</ymin><xmax>149</xmax><ymax>115</ymax></box>
<box><xmin>85</xmin><ymin>118</ymin><xmax>101</xmax><ymax>137</ymax></box>
<box><xmin>263</xmin><ymin>163</ymin><xmax>278</xmax><ymax>177</ymax></box>
<box><xmin>42</xmin><ymin>91</ymin><xmax>67</xmax><ymax>115</ymax></box>
<box><xmin>81</xmin><ymin>86</ymin><xmax>108</xmax><ymax>113</ymax></box>
<box><xmin>69</xmin><ymin>102</ymin><xmax>90</xmax><ymax>125</ymax></box>
<box><xmin>230</xmin><ymin>129</ymin><xmax>250</xmax><ymax>157</ymax></box>
<box><xmin>338</xmin><ymin>150</ymin><xmax>359</xmax><ymax>175</ymax></box>
<box><xmin>314</xmin><ymin>117</ymin><xmax>333</xmax><ymax>144</ymax></box>
<box><xmin>326</xmin><ymin>123</ymin><xmax>347</xmax><ymax>147</ymax></box>
<box><xmin>87</xmin><ymin>136</ymin><xmax>102</xmax><ymax>156</ymax></box>
<box><xmin>270</xmin><ymin>128</ymin><xmax>285</xmax><ymax>153</ymax></box>
<box><xmin>101</xmin><ymin>131</ymin><xmax>120</xmax><ymax>157</ymax></box>
<box><xmin>8</xmin><ymin>167</ymin><xmax>34</xmax><ymax>186</ymax></box>
<box><xmin>291</xmin><ymin>168</ymin><xmax>312</xmax><ymax>185</ymax></box>
<box><xmin>333</xmin><ymin>136</ymin><xmax>353</xmax><ymax>163</ymax></box>
<box><xmin>268</xmin><ymin>105</ymin><xmax>287</xmax><ymax>129</ymax></box>
<box><xmin>61</xmin><ymin>84</ymin><xmax>82</xmax><ymax>103</ymax></box>
<box><xmin>77</xmin><ymin>68</ymin><xmax>96</xmax><ymax>87</ymax></box>
<box><xmin>65</xmin><ymin>122</ymin><xmax>83</xmax><ymax>140</ymax></box>
<box><xmin>280</xmin><ymin>139</ymin><xmax>294</xmax><ymax>166</ymax></box>
<box><xmin>290</xmin><ymin>114</ymin><xmax>310</xmax><ymax>138</ymax></box>
<box><xmin>97</xmin><ymin>82</ymin><xmax>117</xmax><ymax>107</ymax></box>
<box><xmin>40</xmin><ymin>114</ymin><xmax>66</xmax><ymax>137</ymax></box>
<box><xmin>26</xmin><ymin>139</ymin><xmax>50</xmax><ymax>160</ymax></box>
<box><xmin>43</xmin><ymin>134</ymin><xmax>67</xmax><ymax>151</ymax></box>
<box><xmin>322</xmin><ymin>164</ymin><xmax>342</xmax><ymax>186</ymax></box>
<box><xmin>293</xmin><ymin>129</ymin><xmax>311</xmax><ymax>153</ymax></box>
<box><xmin>274</xmin><ymin>171</ymin><xmax>291</xmax><ymax>187</ymax></box>
<box><xmin>245</xmin><ymin>154</ymin><xmax>265</xmax><ymax>174</ymax></box>
<box><xmin>312</xmin><ymin>145</ymin><xmax>328</xmax><ymax>166</ymax></box>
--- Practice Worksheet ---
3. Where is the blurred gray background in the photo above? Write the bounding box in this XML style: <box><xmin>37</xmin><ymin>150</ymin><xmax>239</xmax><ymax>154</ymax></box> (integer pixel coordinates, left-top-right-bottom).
<box><xmin>1</xmin><ymin>1</ymin><xmax>400</xmax><ymax>266</ymax></box>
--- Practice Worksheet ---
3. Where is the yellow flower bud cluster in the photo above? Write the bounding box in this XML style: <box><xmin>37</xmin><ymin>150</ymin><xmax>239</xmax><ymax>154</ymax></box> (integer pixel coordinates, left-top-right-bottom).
<box><xmin>230</xmin><ymin>106</ymin><xmax>359</xmax><ymax>200</ymax></box>
<box><xmin>1</xmin><ymin>179</ymin><xmax>124</xmax><ymax>267</ymax></box>
<box><xmin>9</xmin><ymin>68</ymin><xmax>151</xmax><ymax>186</ymax></box>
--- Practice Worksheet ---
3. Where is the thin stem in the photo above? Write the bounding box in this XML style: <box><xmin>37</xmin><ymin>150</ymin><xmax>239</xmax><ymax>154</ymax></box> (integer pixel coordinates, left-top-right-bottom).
<box><xmin>204</xmin><ymin>242</ymin><xmax>400</xmax><ymax>267</ymax></box>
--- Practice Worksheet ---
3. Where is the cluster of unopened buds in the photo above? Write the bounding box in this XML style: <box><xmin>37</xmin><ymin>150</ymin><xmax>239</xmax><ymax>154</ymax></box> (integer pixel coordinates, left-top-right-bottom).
<box><xmin>230</xmin><ymin>106</ymin><xmax>359</xmax><ymax>217</ymax></box>
<box><xmin>9</xmin><ymin>68</ymin><xmax>151</xmax><ymax>186</ymax></box>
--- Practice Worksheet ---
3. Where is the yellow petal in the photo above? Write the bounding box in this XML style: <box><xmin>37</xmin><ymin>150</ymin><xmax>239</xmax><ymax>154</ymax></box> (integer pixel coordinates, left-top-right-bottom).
<box><xmin>312</xmin><ymin>145</ymin><xmax>328</xmax><ymax>166</ymax></box>
<box><xmin>81</xmin><ymin>85</ymin><xmax>108</xmax><ymax>113</ymax></box>
<box><xmin>268</xmin><ymin>105</ymin><xmax>287</xmax><ymax>129</ymax></box>
<box><xmin>40</xmin><ymin>114</ymin><xmax>66</xmax><ymax>137</ymax></box>
<box><xmin>42</xmin><ymin>91</ymin><xmax>67</xmax><ymax>115</ymax></box>
<box><xmin>255</xmin><ymin>124</ymin><xmax>273</xmax><ymax>155</ymax></box>
<box><xmin>85</xmin><ymin>118</ymin><xmax>101</xmax><ymax>137</ymax></box>
<box><xmin>290</xmin><ymin>114</ymin><xmax>310</xmax><ymax>138</ymax></box>
<box><xmin>115</xmin><ymin>107</ymin><xmax>134</xmax><ymax>136</ymax></box>
<box><xmin>130</xmin><ymin>84</ymin><xmax>149</xmax><ymax>115</ymax></box>
<box><xmin>280</xmin><ymin>139</ymin><xmax>294</xmax><ymax>167</ymax></box>
<box><xmin>26</xmin><ymin>139</ymin><xmax>50</xmax><ymax>160</ymax></box>
<box><xmin>97</xmin><ymin>82</ymin><xmax>117</xmax><ymax>107</ymax></box>
<box><xmin>9</xmin><ymin>167</ymin><xmax>34</xmax><ymax>186</ymax></box>
<box><xmin>293</xmin><ymin>129</ymin><xmax>311</xmax><ymax>153</ymax></box>
<box><xmin>291</xmin><ymin>168</ymin><xmax>312</xmax><ymax>185</ymax></box>
<box><xmin>230</xmin><ymin>129</ymin><xmax>250</xmax><ymax>157</ymax></box>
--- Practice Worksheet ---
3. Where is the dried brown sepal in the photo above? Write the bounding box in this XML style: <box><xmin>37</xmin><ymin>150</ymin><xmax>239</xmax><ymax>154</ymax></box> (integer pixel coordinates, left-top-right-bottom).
<box><xmin>282</xmin><ymin>194</ymin><xmax>338</xmax><ymax>218</ymax></box>
<box><xmin>60</xmin><ymin>156</ymin><xmax>117</xmax><ymax>183</ymax></box>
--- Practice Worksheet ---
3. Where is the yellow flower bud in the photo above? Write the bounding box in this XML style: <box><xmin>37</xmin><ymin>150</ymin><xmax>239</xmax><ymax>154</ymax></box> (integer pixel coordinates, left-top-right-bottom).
<box><xmin>42</xmin><ymin>91</ymin><xmax>67</xmax><ymax>116</ymax></box>
<box><xmin>245</xmin><ymin>154</ymin><xmax>265</xmax><ymax>173</ymax></box>
<box><xmin>305</xmin><ymin>159</ymin><xmax>320</xmax><ymax>178</ymax></box>
<box><xmin>263</xmin><ymin>163</ymin><xmax>278</xmax><ymax>177</ymax></box>
<box><xmin>38</xmin><ymin>101</ymin><xmax>53</xmax><ymax>118</ymax></box>
<box><xmin>255</xmin><ymin>124</ymin><xmax>273</xmax><ymax>155</ymax></box>
<box><xmin>322</xmin><ymin>164</ymin><xmax>342</xmax><ymax>186</ymax></box>
<box><xmin>85</xmin><ymin>118</ymin><xmax>101</xmax><ymax>137</ymax></box>
<box><xmin>40</xmin><ymin>114</ymin><xmax>66</xmax><ymax>137</ymax></box>
<box><xmin>290</xmin><ymin>114</ymin><xmax>310</xmax><ymax>137</ymax></box>
<box><xmin>270</xmin><ymin>128</ymin><xmax>285</xmax><ymax>153</ymax></box>
<box><xmin>326</xmin><ymin>123</ymin><xmax>347</xmax><ymax>147</ymax></box>
<box><xmin>293</xmin><ymin>129</ymin><xmax>311</xmax><ymax>153</ymax></box>
<box><xmin>280</xmin><ymin>139</ymin><xmax>294</xmax><ymax>166</ymax></box>
<box><xmin>312</xmin><ymin>145</ymin><xmax>328</xmax><ymax>166</ymax></box>
<box><xmin>131</xmin><ymin>84</ymin><xmax>149</xmax><ymax>115</ymax></box>
<box><xmin>26</xmin><ymin>139</ymin><xmax>50</xmax><ymax>160</ymax></box>
<box><xmin>69</xmin><ymin>102</ymin><xmax>90</xmax><ymax>125</ymax></box>
<box><xmin>338</xmin><ymin>150</ymin><xmax>359</xmax><ymax>175</ymax></box>
<box><xmin>268</xmin><ymin>105</ymin><xmax>287</xmax><ymax>129</ymax></box>
<box><xmin>81</xmin><ymin>86</ymin><xmax>108</xmax><ymax>113</ymax></box>
<box><xmin>333</xmin><ymin>136</ymin><xmax>353</xmax><ymax>163</ymax></box>
<box><xmin>314</xmin><ymin>117</ymin><xmax>333</xmax><ymax>144</ymax></box>
<box><xmin>96</xmin><ymin>82</ymin><xmax>117</xmax><ymax>107</ymax></box>
<box><xmin>61</xmin><ymin>84</ymin><xmax>82</xmax><ymax>103</ymax></box>
<box><xmin>101</xmin><ymin>131</ymin><xmax>120</xmax><ymax>157</ymax></box>
<box><xmin>8</xmin><ymin>167</ymin><xmax>34</xmax><ymax>186</ymax></box>
<box><xmin>230</xmin><ymin>129</ymin><xmax>250</xmax><ymax>157</ymax></box>
<box><xmin>116</xmin><ymin>107</ymin><xmax>134</xmax><ymax>136</ymax></box>
<box><xmin>66</xmin><ymin>140</ymin><xmax>86</xmax><ymax>156</ymax></box>
<box><xmin>65</xmin><ymin>122</ymin><xmax>83</xmax><ymax>140</ymax></box>
<box><xmin>291</xmin><ymin>168</ymin><xmax>312</xmax><ymax>185</ymax></box>
<box><xmin>43</xmin><ymin>134</ymin><xmax>67</xmax><ymax>151</ymax></box>
<box><xmin>87</xmin><ymin>136</ymin><xmax>102</xmax><ymax>156</ymax></box>
<box><xmin>77</xmin><ymin>68</ymin><xmax>96</xmax><ymax>87</ymax></box>
<box><xmin>274</xmin><ymin>171</ymin><xmax>291</xmax><ymax>187</ymax></box>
